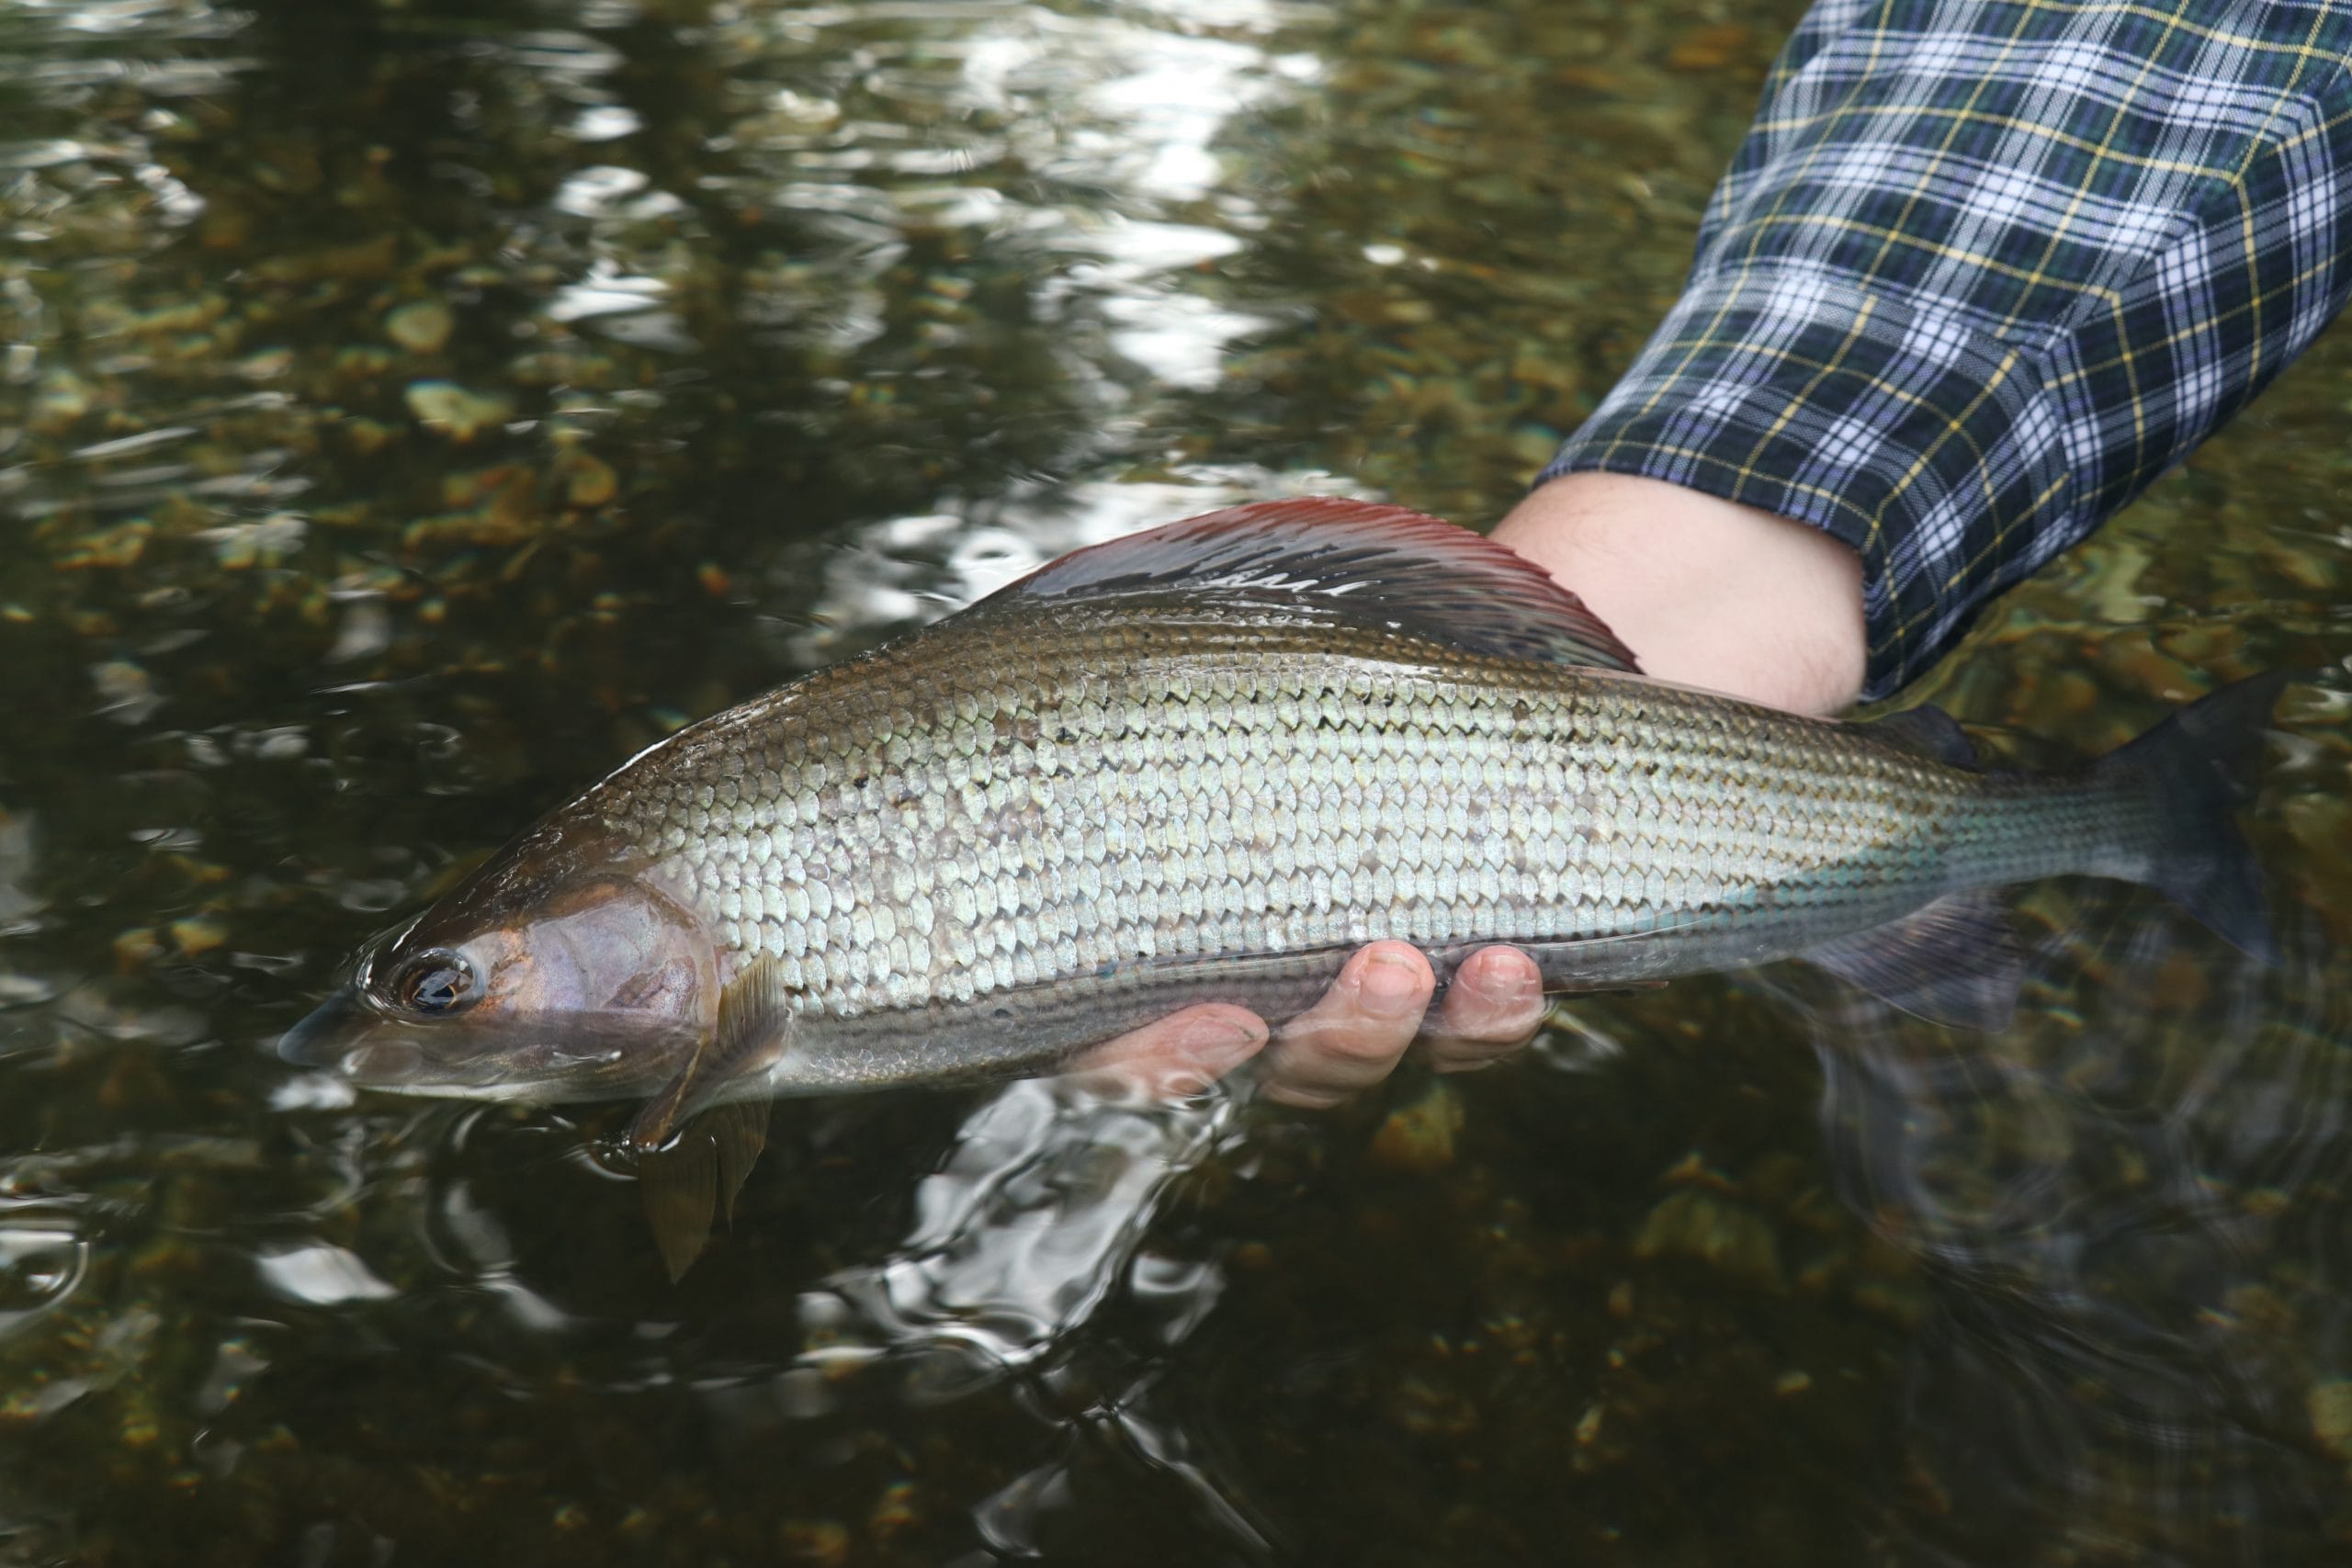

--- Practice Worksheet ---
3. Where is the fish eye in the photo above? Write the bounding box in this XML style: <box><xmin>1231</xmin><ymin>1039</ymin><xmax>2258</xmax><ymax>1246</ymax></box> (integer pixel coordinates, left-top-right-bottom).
<box><xmin>389</xmin><ymin>951</ymin><xmax>480</xmax><ymax>1015</ymax></box>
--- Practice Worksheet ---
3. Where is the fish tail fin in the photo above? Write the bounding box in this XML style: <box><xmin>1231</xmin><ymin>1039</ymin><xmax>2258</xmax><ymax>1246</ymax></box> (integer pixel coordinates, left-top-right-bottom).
<box><xmin>2092</xmin><ymin>671</ymin><xmax>2288</xmax><ymax>964</ymax></box>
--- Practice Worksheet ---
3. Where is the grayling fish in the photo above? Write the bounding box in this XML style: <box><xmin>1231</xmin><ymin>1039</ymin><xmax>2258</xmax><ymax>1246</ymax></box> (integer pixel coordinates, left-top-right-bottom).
<box><xmin>280</xmin><ymin>499</ymin><xmax>2283</xmax><ymax>1271</ymax></box>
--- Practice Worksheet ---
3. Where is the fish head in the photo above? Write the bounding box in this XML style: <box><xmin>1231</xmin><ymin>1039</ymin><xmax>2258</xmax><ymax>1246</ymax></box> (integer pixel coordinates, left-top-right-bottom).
<box><xmin>281</xmin><ymin>833</ymin><xmax>718</xmax><ymax>1103</ymax></box>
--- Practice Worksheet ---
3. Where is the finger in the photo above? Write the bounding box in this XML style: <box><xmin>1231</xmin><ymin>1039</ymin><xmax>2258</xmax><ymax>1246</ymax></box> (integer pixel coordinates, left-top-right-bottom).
<box><xmin>1069</xmin><ymin>1003</ymin><xmax>1269</xmax><ymax>1101</ymax></box>
<box><xmin>1258</xmin><ymin>942</ymin><xmax>1434</xmax><ymax>1109</ymax></box>
<box><xmin>1423</xmin><ymin>945</ymin><xmax>1546</xmax><ymax>1074</ymax></box>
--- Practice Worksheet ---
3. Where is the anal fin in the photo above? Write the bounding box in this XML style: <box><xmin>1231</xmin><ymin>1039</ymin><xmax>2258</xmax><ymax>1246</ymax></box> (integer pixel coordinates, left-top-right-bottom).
<box><xmin>1803</xmin><ymin>889</ymin><xmax>2023</xmax><ymax>1031</ymax></box>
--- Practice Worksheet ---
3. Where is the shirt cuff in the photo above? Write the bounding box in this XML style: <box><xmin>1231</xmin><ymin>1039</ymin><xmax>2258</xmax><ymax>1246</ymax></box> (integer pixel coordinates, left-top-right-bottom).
<box><xmin>1538</xmin><ymin>264</ymin><xmax>2075</xmax><ymax>701</ymax></box>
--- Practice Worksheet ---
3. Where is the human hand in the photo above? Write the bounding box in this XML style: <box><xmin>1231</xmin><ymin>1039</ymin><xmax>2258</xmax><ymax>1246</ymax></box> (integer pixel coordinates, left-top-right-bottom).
<box><xmin>1073</xmin><ymin>942</ymin><xmax>1546</xmax><ymax>1107</ymax></box>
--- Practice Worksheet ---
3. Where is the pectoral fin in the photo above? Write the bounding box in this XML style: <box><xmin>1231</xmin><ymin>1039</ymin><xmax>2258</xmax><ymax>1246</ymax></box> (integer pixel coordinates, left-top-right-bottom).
<box><xmin>628</xmin><ymin>956</ymin><xmax>793</xmax><ymax>1153</ymax></box>
<box><xmin>628</xmin><ymin>957</ymin><xmax>793</xmax><ymax>1280</ymax></box>
<box><xmin>1803</xmin><ymin>889</ymin><xmax>2024</xmax><ymax>1032</ymax></box>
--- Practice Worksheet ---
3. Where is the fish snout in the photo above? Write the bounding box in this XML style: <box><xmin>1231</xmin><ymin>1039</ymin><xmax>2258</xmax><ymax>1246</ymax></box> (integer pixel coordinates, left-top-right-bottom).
<box><xmin>277</xmin><ymin>987</ymin><xmax>442</xmax><ymax>1086</ymax></box>
<box><xmin>277</xmin><ymin>987</ymin><xmax>365</xmax><ymax>1067</ymax></box>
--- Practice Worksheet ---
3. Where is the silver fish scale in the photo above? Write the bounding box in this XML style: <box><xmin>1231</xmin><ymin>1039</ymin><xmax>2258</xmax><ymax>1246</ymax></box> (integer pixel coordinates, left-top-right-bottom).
<box><xmin>588</xmin><ymin>608</ymin><xmax>2090</xmax><ymax>1078</ymax></box>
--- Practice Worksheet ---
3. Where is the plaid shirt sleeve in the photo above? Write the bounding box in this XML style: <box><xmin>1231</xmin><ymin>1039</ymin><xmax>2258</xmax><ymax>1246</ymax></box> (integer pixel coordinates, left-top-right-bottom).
<box><xmin>1540</xmin><ymin>0</ymin><xmax>2352</xmax><ymax>698</ymax></box>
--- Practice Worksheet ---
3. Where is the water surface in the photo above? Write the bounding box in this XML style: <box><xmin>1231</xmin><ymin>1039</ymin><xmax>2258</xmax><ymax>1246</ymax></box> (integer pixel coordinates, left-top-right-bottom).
<box><xmin>4</xmin><ymin>1</ymin><xmax>2351</xmax><ymax>1562</ymax></box>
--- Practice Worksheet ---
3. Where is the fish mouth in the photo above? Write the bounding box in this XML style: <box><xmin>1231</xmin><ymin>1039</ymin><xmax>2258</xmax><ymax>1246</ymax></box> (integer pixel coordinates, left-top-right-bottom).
<box><xmin>277</xmin><ymin>986</ymin><xmax>367</xmax><ymax>1069</ymax></box>
<box><xmin>276</xmin><ymin>986</ymin><xmax>469</xmax><ymax>1089</ymax></box>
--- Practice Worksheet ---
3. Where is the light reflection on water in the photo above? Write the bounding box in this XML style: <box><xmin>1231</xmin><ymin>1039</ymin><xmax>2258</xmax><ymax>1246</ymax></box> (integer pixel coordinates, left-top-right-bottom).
<box><xmin>803</xmin><ymin>1082</ymin><xmax>1267</xmax><ymax>1556</ymax></box>
<box><xmin>2</xmin><ymin>0</ymin><xmax>2350</xmax><ymax>1561</ymax></box>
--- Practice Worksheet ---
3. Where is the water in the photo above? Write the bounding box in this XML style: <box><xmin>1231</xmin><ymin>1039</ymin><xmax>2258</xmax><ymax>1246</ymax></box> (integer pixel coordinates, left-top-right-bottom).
<box><xmin>2</xmin><ymin>0</ymin><xmax>2349</xmax><ymax>1562</ymax></box>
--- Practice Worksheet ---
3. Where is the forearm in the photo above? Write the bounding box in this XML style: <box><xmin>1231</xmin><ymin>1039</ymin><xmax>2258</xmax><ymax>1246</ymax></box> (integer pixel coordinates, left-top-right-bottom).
<box><xmin>1491</xmin><ymin>473</ymin><xmax>1863</xmax><ymax>716</ymax></box>
<box><xmin>1540</xmin><ymin>0</ymin><xmax>2352</xmax><ymax>700</ymax></box>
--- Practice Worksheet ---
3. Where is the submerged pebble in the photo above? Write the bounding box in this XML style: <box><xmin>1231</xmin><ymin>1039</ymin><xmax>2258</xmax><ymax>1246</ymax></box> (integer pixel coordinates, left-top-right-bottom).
<box><xmin>1634</xmin><ymin>1189</ymin><xmax>1786</xmax><ymax>1293</ymax></box>
<box><xmin>403</xmin><ymin>380</ymin><xmax>514</xmax><ymax>441</ymax></box>
<box><xmin>2310</xmin><ymin>1381</ymin><xmax>2352</xmax><ymax>1469</ymax></box>
<box><xmin>1369</xmin><ymin>1078</ymin><xmax>1464</xmax><ymax>1171</ymax></box>
<box><xmin>384</xmin><ymin>299</ymin><xmax>455</xmax><ymax>355</ymax></box>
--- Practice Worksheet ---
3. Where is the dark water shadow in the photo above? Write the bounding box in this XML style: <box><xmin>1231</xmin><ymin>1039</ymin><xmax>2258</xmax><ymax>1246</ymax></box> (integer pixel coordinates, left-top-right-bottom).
<box><xmin>1777</xmin><ymin>887</ymin><xmax>2352</xmax><ymax>1563</ymax></box>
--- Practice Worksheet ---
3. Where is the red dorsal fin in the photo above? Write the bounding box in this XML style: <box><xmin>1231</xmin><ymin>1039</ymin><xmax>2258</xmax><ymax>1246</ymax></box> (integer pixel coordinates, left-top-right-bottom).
<box><xmin>951</xmin><ymin>498</ymin><xmax>1641</xmax><ymax>671</ymax></box>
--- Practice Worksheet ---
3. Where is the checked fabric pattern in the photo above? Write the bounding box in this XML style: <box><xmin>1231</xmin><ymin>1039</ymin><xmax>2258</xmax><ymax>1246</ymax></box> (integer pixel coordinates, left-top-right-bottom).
<box><xmin>1542</xmin><ymin>0</ymin><xmax>2352</xmax><ymax>698</ymax></box>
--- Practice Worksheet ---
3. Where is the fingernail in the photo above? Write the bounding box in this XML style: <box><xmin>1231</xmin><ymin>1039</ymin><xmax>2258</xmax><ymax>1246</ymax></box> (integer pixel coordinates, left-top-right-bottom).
<box><xmin>1360</xmin><ymin>950</ymin><xmax>1423</xmax><ymax>1013</ymax></box>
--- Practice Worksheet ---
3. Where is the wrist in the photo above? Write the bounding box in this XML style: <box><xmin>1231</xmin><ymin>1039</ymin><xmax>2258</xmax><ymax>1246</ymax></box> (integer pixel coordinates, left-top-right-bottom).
<box><xmin>1490</xmin><ymin>473</ymin><xmax>1865</xmax><ymax>716</ymax></box>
